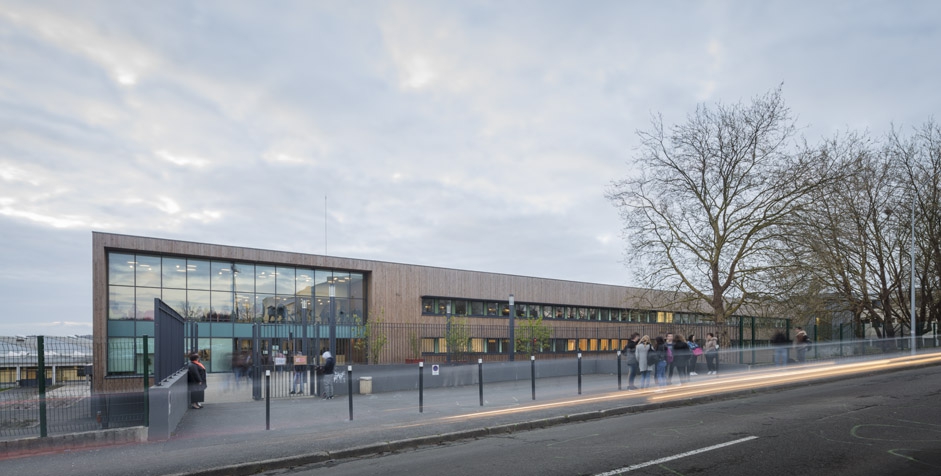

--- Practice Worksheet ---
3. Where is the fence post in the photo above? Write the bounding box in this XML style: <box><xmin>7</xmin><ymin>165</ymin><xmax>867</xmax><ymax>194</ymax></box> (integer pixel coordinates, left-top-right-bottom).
<box><xmin>347</xmin><ymin>366</ymin><xmax>353</xmax><ymax>421</ymax></box>
<box><xmin>530</xmin><ymin>355</ymin><xmax>536</xmax><ymax>401</ymax></box>
<box><xmin>577</xmin><ymin>353</ymin><xmax>582</xmax><ymax>395</ymax></box>
<box><xmin>265</xmin><ymin>370</ymin><xmax>271</xmax><ymax>430</ymax></box>
<box><xmin>38</xmin><ymin>335</ymin><xmax>47</xmax><ymax>438</ymax></box>
<box><xmin>143</xmin><ymin>335</ymin><xmax>149</xmax><ymax>427</ymax></box>
<box><xmin>617</xmin><ymin>350</ymin><xmax>622</xmax><ymax>390</ymax></box>
<box><xmin>478</xmin><ymin>358</ymin><xmax>484</xmax><ymax>406</ymax></box>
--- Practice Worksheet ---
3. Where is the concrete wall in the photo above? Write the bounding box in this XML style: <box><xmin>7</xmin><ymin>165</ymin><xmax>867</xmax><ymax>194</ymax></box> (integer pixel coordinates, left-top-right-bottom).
<box><xmin>147</xmin><ymin>367</ymin><xmax>190</xmax><ymax>441</ymax></box>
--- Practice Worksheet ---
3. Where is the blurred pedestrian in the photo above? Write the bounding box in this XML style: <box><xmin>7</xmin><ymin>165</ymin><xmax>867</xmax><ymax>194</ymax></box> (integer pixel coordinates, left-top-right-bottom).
<box><xmin>794</xmin><ymin>328</ymin><xmax>811</xmax><ymax>364</ymax></box>
<box><xmin>624</xmin><ymin>333</ymin><xmax>641</xmax><ymax>390</ymax></box>
<box><xmin>687</xmin><ymin>334</ymin><xmax>702</xmax><ymax>376</ymax></box>
<box><xmin>704</xmin><ymin>332</ymin><xmax>719</xmax><ymax>374</ymax></box>
<box><xmin>672</xmin><ymin>334</ymin><xmax>691</xmax><ymax>384</ymax></box>
<box><xmin>653</xmin><ymin>336</ymin><xmax>668</xmax><ymax>387</ymax></box>
<box><xmin>772</xmin><ymin>331</ymin><xmax>790</xmax><ymax>367</ymax></box>
<box><xmin>320</xmin><ymin>348</ymin><xmax>336</xmax><ymax>399</ymax></box>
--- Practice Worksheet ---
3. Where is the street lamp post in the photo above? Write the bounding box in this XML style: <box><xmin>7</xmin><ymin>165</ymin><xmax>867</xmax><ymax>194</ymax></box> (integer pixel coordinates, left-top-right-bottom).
<box><xmin>910</xmin><ymin>193</ymin><xmax>916</xmax><ymax>355</ymax></box>
<box><xmin>446</xmin><ymin>302</ymin><xmax>452</xmax><ymax>364</ymax></box>
<box><xmin>508</xmin><ymin>294</ymin><xmax>515</xmax><ymax>361</ymax></box>
<box><xmin>329</xmin><ymin>280</ymin><xmax>337</xmax><ymax>357</ymax></box>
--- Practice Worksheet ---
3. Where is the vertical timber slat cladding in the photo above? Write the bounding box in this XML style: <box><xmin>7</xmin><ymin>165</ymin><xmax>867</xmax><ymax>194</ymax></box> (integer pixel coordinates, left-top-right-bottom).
<box><xmin>93</xmin><ymin>232</ymin><xmax>720</xmax><ymax>391</ymax></box>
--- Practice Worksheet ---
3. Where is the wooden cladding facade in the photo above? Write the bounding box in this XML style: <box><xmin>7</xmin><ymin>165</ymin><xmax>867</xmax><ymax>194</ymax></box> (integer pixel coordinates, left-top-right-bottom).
<box><xmin>92</xmin><ymin>231</ymin><xmax>712</xmax><ymax>390</ymax></box>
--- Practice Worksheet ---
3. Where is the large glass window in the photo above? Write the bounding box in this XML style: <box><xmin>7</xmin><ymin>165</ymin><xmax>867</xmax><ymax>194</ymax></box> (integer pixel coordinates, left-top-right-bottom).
<box><xmin>187</xmin><ymin>259</ymin><xmax>211</xmax><ymax>291</ymax></box>
<box><xmin>210</xmin><ymin>291</ymin><xmax>234</xmax><ymax>322</ymax></box>
<box><xmin>256</xmin><ymin>266</ymin><xmax>276</xmax><ymax>294</ymax></box>
<box><xmin>135</xmin><ymin>287</ymin><xmax>161</xmax><ymax>320</ymax></box>
<box><xmin>136</xmin><ymin>255</ymin><xmax>161</xmax><ymax>288</ymax></box>
<box><xmin>108</xmin><ymin>286</ymin><xmax>134</xmax><ymax>320</ymax></box>
<box><xmin>187</xmin><ymin>290</ymin><xmax>211</xmax><ymax>321</ymax></box>
<box><xmin>211</xmin><ymin>261</ymin><xmax>235</xmax><ymax>291</ymax></box>
<box><xmin>276</xmin><ymin>267</ymin><xmax>295</xmax><ymax>295</ymax></box>
<box><xmin>296</xmin><ymin>268</ymin><xmax>315</xmax><ymax>295</ymax></box>
<box><xmin>109</xmin><ymin>253</ymin><xmax>136</xmax><ymax>286</ymax></box>
<box><xmin>350</xmin><ymin>273</ymin><xmax>364</xmax><ymax>299</ymax></box>
<box><xmin>163</xmin><ymin>257</ymin><xmax>187</xmax><ymax>289</ymax></box>
<box><xmin>233</xmin><ymin>262</ymin><xmax>254</xmax><ymax>293</ymax></box>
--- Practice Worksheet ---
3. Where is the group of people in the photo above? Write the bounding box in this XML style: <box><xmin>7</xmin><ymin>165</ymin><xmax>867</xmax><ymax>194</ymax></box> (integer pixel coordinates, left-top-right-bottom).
<box><xmin>186</xmin><ymin>348</ymin><xmax>339</xmax><ymax>410</ymax></box>
<box><xmin>622</xmin><ymin>331</ymin><xmax>721</xmax><ymax>390</ymax></box>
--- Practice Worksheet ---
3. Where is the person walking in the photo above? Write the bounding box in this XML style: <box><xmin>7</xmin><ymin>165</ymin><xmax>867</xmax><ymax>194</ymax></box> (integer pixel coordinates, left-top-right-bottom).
<box><xmin>187</xmin><ymin>353</ymin><xmax>207</xmax><ymax>409</ymax></box>
<box><xmin>794</xmin><ymin>328</ymin><xmax>811</xmax><ymax>364</ymax></box>
<box><xmin>320</xmin><ymin>349</ymin><xmax>336</xmax><ymax>399</ymax></box>
<box><xmin>704</xmin><ymin>332</ymin><xmax>719</xmax><ymax>375</ymax></box>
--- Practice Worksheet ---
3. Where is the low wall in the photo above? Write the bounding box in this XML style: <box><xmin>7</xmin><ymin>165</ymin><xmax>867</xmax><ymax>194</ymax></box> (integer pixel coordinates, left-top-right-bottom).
<box><xmin>147</xmin><ymin>367</ymin><xmax>190</xmax><ymax>441</ymax></box>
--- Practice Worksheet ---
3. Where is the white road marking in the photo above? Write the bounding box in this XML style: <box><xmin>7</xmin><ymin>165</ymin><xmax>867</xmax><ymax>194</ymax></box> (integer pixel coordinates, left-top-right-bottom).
<box><xmin>595</xmin><ymin>436</ymin><xmax>759</xmax><ymax>475</ymax></box>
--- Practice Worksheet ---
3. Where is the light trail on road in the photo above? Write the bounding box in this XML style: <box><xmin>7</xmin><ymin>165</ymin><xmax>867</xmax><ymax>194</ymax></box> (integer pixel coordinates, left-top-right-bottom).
<box><xmin>438</xmin><ymin>351</ymin><xmax>941</xmax><ymax>422</ymax></box>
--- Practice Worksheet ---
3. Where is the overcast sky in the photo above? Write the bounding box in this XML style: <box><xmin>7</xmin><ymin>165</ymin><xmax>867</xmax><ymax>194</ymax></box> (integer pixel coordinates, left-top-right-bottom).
<box><xmin>1</xmin><ymin>1</ymin><xmax>939</xmax><ymax>336</ymax></box>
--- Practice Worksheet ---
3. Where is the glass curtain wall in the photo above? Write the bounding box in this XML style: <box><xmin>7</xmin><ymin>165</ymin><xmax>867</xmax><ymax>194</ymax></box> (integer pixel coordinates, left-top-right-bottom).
<box><xmin>106</xmin><ymin>251</ymin><xmax>365</xmax><ymax>374</ymax></box>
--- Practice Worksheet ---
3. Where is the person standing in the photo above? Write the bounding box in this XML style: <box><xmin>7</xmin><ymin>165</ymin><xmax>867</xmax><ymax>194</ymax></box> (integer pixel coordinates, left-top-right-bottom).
<box><xmin>320</xmin><ymin>349</ymin><xmax>336</xmax><ymax>399</ymax></box>
<box><xmin>187</xmin><ymin>353</ymin><xmax>207</xmax><ymax>409</ymax></box>
<box><xmin>624</xmin><ymin>333</ymin><xmax>641</xmax><ymax>390</ymax></box>
<box><xmin>290</xmin><ymin>352</ymin><xmax>307</xmax><ymax>395</ymax></box>
<box><xmin>653</xmin><ymin>336</ymin><xmax>668</xmax><ymax>387</ymax></box>
<box><xmin>704</xmin><ymin>332</ymin><xmax>719</xmax><ymax>375</ymax></box>
<box><xmin>636</xmin><ymin>335</ymin><xmax>653</xmax><ymax>389</ymax></box>
<box><xmin>687</xmin><ymin>334</ymin><xmax>701</xmax><ymax>376</ymax></box>
<box><xmin>665</xmin><ymin>333</ymin><xmax>676</xmax><ymax>385</ymax></box>
<box><xmin>672</xmin><ymin>334</ymin><xmax>691</xmax><ymax>384</ymax></box>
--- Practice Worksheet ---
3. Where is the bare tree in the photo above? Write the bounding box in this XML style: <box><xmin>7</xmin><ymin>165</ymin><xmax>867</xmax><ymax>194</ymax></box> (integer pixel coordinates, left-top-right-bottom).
<box><xmin>890</xmin><ymin>121</ymin><xmax>941</xmax><ymax>335</ymax></box>
<box><xmin>607</xmin><ymin>88</ymin><xmax>834</xmax><ymax>324</ymax></box>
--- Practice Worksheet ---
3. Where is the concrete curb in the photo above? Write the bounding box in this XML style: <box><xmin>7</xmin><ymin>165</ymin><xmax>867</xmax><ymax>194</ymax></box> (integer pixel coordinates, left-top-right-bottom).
<box><xmin>0</xmin><ymin>426</ymin><xmax>147</xmax><ymax>459</ymax></box>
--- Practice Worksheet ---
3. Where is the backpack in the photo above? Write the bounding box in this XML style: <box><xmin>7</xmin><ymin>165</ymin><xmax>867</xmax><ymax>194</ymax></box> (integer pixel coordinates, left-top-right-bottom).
<box><xmin>647</xmin><ymin>348</ymin><xmax>661</xmax><ymax>366</ymax></box>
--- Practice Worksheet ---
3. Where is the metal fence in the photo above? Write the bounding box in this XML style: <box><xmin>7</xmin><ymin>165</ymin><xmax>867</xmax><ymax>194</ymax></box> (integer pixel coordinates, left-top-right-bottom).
<box><xmin>0</xmin><ymin>336</ymin><xmax>96</xmax><ymax>440</ymax></box>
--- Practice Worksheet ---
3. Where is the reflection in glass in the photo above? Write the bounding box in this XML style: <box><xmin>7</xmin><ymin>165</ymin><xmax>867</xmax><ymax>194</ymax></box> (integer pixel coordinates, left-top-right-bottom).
<box><xmin>276</xmin><ymin>267</ymin><xmax>295</xmax><ymax>295</ymax></box>
<box><xmin>136</xmin><ymin>255</ymin><xmax>161</xmax><ymax>288</ymax></box>
<box><xmin>109</xmin><ymin>285</ymin><xmax>134</xmax><ymax>320</ymax></box>
<box><xmin>233</xmin><ymin>262</ymin><xmax>254</xmax><ymax>293</ymax></box>
<box><xmin>210</xmin><ymin>291</ymin><xmax>234</xmax><ymax>322</ymax></box>
<box><xmin>108</xmin><ymin>253</ymin><xmax>136</xmax><ymax>286</ymax></box>
<box><xmin>135</xmin><ymin>287</ymin><xmax>161</xmax><ymax>320</ymax></box>
<box><xmin>163</xmin><ymin>288</ymin><xmax>187</xmax><ymax>317</ymax></box>
<box><xmin>187</xmin><ymin>259</ymin><xmax>211</xmax><ymax>291</ymax></box>
<box><xmin>162</xmin><ymin>257</ymin><xmax>187</xmax><ymax>289</ymax></box>
<box><xmin>296</xmin><ymin>268</ymin><xmax>315</xmax><ymax>295</ymax></box>
<box><xmin>235</xmin><ymin>293</ymin><xmax>255</xmax><ymax>322</ymax></box>
<box><xmin>211</xmin><ymin>261</ymin><xmax>235</xmax><ymax>292</ymax></box>
<box><xmin>187</xmin><ymin>290</ymin><xmax>211</xmax><ymax>321</ymax></box>
<box><xmin>350</xmin><ymin>273</ymin><xmax>364</xmax><ymax>299</ymax></box>
<box><xmin>256</xmin><ymin>266</ymin><xmax>276</xmax><ymax>294</ymax></box>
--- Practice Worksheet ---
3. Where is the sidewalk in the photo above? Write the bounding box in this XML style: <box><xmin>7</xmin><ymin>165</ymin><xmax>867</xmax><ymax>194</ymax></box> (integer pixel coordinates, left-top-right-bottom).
<box><xmin>2</xmin><ymin>355</ymin><xmax>935</xmax><ymax>476</ymax></box>
<box><xmin>0</xmin><ymin>372</ymin><xmax>693</xmax><ymax>476</ymax></box>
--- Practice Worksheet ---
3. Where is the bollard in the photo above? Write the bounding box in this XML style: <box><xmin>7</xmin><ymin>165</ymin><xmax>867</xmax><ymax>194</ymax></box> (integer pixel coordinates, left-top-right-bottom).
<box><xmin>617</xmin><ymin>350</ymin><xmax>622</xmax><ymax>390</ymax></box>
<box><xmin>419</xmin><ymin>361</ymin><xmax>424</xmax><ymax>413</ymax></box>
<box><xmin>143</xmin><ymin>336</ymin><xmax>150</xmax><ymax>427</ymax></box>
<box><xmin>531</xmin><ymin>355</ymin><xmax>536</xmax><ymax>401</ymax></box>
<box><xmin>478</xmin><ymin>358</ymin><xmax>484</xmax><ymax>406</ymax></box>
<box><xmin>577</xmin><ymin>353</ymin><xmax>582</xmax><ymax>395</ymax></box>
<box><xmin>348</xmin><ymin>366</ymin><xmax>353</xmax><ymax>421</ymax></box>
<box><xmin>265</xmin><ymin>370</ymin><xmax>271</xmax><ymax>430</ymax></box>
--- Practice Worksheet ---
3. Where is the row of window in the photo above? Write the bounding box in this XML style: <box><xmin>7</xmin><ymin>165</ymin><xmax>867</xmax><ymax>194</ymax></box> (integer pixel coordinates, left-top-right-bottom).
<box><xmin>109</xmin><ymin>284</ymin><xmax>365</xmax><ymax>323</ymax></box>
<box><xmin>421</xmin><ymin>337</ymin><xmax>630</xmax><ymax>354</ymax></box>
<box><xmin>108</xmin><ymin>252</ymin><xmax>365</xmax><ymax>297</ymax></box>
<box><xmin>421</xmin><ymin>297</ymin><xmax>710</xmax><ymax>324</ymax></box>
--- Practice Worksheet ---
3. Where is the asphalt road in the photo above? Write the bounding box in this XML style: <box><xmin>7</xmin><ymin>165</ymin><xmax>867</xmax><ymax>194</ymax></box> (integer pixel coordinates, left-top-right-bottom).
<box><xmin>278</xmin><ymin>366</ymin><xmax>941</xmax><ymax>476</ymax></box>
